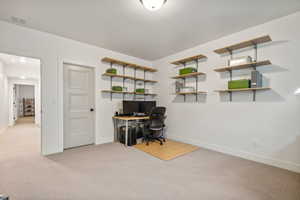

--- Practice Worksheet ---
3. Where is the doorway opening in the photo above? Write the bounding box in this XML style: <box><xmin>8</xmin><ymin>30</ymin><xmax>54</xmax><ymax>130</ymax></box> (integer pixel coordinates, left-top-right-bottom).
<box><xmin>0</xmin><ymin>52</ymin><xmax>41</xmax><ymax>155</ymax></box>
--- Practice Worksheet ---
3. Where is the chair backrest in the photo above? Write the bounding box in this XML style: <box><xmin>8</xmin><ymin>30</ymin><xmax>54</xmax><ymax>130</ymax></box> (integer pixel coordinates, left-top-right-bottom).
<box><xmin>149</xmin><ymin>107</ymin><xmax>166</xmax><ymax>129</ymax></box>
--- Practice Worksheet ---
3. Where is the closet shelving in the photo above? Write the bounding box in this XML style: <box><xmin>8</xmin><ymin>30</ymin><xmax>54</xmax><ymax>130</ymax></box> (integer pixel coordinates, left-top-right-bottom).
<box><xmin>170</xmin><ymin>54</ymin><xmax>207</xmax><ymax>102</ymax></box>
<box><xmin>101</xmin><ymin>57</ymin><xmax>158</xmax><ymax>100</ymax></box>
<box><xmin>213</xmin><ymin>35</ymin><xmax>272</xmax><ymax>101</ymax></box>
<box><xmin>23</xmin><ymin>98</ymin><xmax>35</xmax><ymax>117</ymax></box>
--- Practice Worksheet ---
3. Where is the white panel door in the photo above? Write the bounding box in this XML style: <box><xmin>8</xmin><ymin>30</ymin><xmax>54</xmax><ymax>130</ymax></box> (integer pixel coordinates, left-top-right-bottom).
<box><xmin>63</xmin><ymin>63</ymin><xmax>95</xmax><ymax>149</ymax></box>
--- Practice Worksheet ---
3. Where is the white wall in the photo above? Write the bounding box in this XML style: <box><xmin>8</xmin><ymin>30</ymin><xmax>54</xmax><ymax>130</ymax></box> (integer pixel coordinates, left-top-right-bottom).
<box><xmin>154</xmin><ymin>12</ymin><xmax>300</xmax><ymax>173</ymax></box>
<box><xmin>5</xmin><ymin>63</ymin><xmax>40</xmax><ymax>80</ymax></box>
<box><xmin>0</xmin><ymin>61</ymin><xmax>9</xmax><ymax>133</ymax></box>
<box><xmin>18</xmin><ymin>85</ymin><xmax>34</xmax><ymax>99</ymax></box>
<box><xmin>0</xmin><ymin>20</ymin><xmax>155</xmax><ymax>155</ymax></box>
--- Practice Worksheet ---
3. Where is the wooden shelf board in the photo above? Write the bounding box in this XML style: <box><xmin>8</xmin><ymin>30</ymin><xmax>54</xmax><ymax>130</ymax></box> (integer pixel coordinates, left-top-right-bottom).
<box><xmin>214</xmin><ymin>35</ymin><xmax>272</xmax><ymax>54</ymax></box>
<box><xmin>171</xmin><ymin>72</ymin><xmax>206</xmax><ymax>79</ymax></box>
<box><xmin>102</xmin><ymin>57</ymin><xmax>157</xmax><ymax>72</ymax></box>
<box><xmin>175</xmin><ymin>91</ymin><xmax>207</xmax><ymax>95</ymax></box>
<box><xmin>101</xmin><ymin>90</ymin><xmax>134</xmax><ymax>94</ymax></box>
<box><xmin>215</xmin><ymin>87</ymin><xmax>271</xmax><ymax>93</ymax></box>
<box><xmin>214</xmin><ymin>60</ymin><xmax>271</xmax><ymax>72</ymax></box>
<box><xmin>171</xmin><ymin>54</ymin><xmax>207</xmax><ymax>65</ymax></box>
<box><xmin>102</xmin><ymin>73</ymin><xmax>157</xmax><ymax>83</ymax></box>
<box><xmin>135</xmin><ymin>92</ymin><xmax>157</xmax><ymax>96</ymax></box>
<box><xmin>102</xmin><ymin>90</ymin><xmax>157</xmax><ymax>96</ymax></box>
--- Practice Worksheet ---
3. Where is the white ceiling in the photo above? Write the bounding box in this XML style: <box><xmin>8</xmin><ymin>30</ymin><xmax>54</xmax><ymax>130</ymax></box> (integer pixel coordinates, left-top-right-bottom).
<box><xmin>0</xmin><ymin>0</ymin><xmax>300</xmax><ymax>60</ymax></box>
<box><xmin>0</xmin><ymin>53</ymin><xmax>40</xmax><ymax>80</ymax></box>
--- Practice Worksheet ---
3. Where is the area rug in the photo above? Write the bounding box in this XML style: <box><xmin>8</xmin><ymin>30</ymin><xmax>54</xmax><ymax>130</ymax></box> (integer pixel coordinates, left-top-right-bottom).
<box><xmin>134</xmin><ymin>139</ymin><xmax>199</xmax><ymax>160</ymax></box>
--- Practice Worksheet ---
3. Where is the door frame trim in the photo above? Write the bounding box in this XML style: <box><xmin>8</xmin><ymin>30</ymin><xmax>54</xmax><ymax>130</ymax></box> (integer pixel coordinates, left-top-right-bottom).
<box><xmin>61</xmin><ymin>60</ymin><xmax>96</xmax><ymax>151</ymax></box>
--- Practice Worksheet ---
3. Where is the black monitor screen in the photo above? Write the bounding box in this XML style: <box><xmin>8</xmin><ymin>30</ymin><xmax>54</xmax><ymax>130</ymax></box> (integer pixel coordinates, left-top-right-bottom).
<box><xmin>123</xmin><ymin>101</ymin><xmax>140</xmax><ymax>115</ymax></box>
<box><xmin>123</xmin><ymin>101</ymin><xmax>156</xmax><ymax>115</ymax></box>
<box><xmin>139</xmin><ymin>101</ymin><xmax>156</xmax><ymax>115</ymax></box>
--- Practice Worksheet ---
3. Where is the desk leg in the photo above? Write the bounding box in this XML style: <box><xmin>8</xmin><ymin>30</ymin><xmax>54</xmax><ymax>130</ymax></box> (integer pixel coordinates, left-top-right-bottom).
<box><xmin>113</xmin><ymin>118</ymin><xmax>118</xmax><ymax>142</ymax></box>
<box><xmin>125</xmin><ymin>120</ymin><xmax>128</xmax><ymax>147</ymax></box>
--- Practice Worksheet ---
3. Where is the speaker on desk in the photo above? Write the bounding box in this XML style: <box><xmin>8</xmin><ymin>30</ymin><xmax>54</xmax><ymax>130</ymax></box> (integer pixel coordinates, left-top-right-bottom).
<box><xmin>118</xmin><ymin>126</ymin><xmax>137</xmax><ymax>146</ymax></box>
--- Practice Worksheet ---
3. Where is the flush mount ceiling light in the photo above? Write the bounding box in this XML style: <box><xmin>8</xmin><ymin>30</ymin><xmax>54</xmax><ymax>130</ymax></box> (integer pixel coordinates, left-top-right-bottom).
<box><xmin>140</xmin><ymin>0</ymin><xmax>167</xmax><ymax>11</ymax></box>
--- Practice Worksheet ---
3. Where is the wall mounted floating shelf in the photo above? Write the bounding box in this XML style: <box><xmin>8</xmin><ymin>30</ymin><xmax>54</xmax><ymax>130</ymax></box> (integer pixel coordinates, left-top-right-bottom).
<box><xmin>102</xmin><ymin>57</ymin><xmax>157</xmax><ymax>100</ymax></box>
<box><xmin>214</xmin><ymin>35</ymin><xmax>272</xmax><ymax>55</ymax></box>
<box><xmin>170</xmin><ymin>54</ymin><xmax>207</xmax><ymax>102</ymax></box>
<box><xmin>214</xmin><ymin>60</ymin><xmax>271</xmax><ymax>72</ymax></box>
<box><xmin>213</xmin><ymin>35</ymin><xmax>273</xmax><ymax>102</ymax></box>
<box><xmin>101</xmin><ymin>90</ymin><xmax>157</xmax><ymax>96</ymax></box>
<box><xmin>102</xmin><ymin>73</ymin><xmax>157</xmax><ymax>83</ymax></box>
<box><xmin>102</xmin><ymin>57</ymin><xmax>157</xmax><ymax>72</ymax></box>
<box><xmin>175</xmin><ymin>91</ymin><xmax>207</xmax><ymax>95</ymax></box>
<box><xmin>171</xmin><ymin>72</ymin><xmax>206</xmax><ymax>79</ymax></box>
<box><xmin>215</xmin><ymin>87</ymin><xmax>271</xmax><ymax>92</ymax></box>
<box><xmin>171</xmin><ymin>54</ymin><xmax>207</xmax><ymax>65</ymax></box>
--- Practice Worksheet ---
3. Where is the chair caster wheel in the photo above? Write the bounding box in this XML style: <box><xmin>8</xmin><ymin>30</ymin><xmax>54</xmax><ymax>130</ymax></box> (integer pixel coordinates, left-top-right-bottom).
<box><xmin>160</xmin><ymin>142</ymin><xmax>163</xmax><ymax>145</ymax></box>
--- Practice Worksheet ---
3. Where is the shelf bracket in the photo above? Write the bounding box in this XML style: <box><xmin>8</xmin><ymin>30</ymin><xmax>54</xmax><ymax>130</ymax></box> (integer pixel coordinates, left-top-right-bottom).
<box><xmin>122</xmin><ymin>65</ymin><xmax>126</xmax><ymax>100</ymax></box>
<box><xmin>196</xmin><ymin>77</ymin><xmax>198</xmax><ymax>102</ymax></box>
<box><xmin>253</xmin><ymin>90</ymin><xmax>256</xmax><ymax>102</ymax></box>
<box><xmin>253</xmin><ymin>43</ymin><xmax>258</xmax><ymax>62</ymax></box>
<box><xmin>134</xmin><ymin>68</ymin><xmax>137</xmax><ymax>100</ymax></box>
<box><xmin>110</xmin><ymin>62</ymin><xmax>113</xmax><ymax>101</ymax></box>
<box><xmin>229</xmin><ymin>91</ymin><xmax>232</xmax><ymax>102</ymax></box>
<box><xmin>144</xmin><ymin>70</ymin><xmax>146</xmax><ymax>101</ymax></box>
<box><xmin>227</xmin><ymin>48</ymin><xmax>233</xmax><ymax>60</ymax></box>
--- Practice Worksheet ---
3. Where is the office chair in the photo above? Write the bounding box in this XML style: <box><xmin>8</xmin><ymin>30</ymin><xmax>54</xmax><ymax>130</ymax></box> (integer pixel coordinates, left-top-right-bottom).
<box><xmin>142</xmin><ymin>107</ymin><xmax>166</xmax><ymax>145</ymax></box>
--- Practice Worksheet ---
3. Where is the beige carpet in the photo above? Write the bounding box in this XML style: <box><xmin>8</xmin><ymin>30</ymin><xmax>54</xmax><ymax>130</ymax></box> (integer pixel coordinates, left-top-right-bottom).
<box><xmin>135</xmin><ymin>140</ymin><xmax>199</xmax><ymax>160</ymax></box>
<box><xmin>0</xmin><ymin>123</ymin><xmax>300</xmax><ymax>200</ymax></box>
<box><xmin>16</xmin><ymin>117</ymin><xmax>35</xmax><ymax>124</ymax></box>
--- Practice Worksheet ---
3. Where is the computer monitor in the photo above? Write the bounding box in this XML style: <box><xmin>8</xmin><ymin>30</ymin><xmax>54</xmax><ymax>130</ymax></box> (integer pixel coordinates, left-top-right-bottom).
<box><xmin>123</xmin><ymin>101</ymin><xmax>156</xmax><ymax>115</ymax></box>
<box><xmin>123</xmin><ymin>101</ymin><xmax>140</xmax><ymax>115</ymax></box>
<box><xmin>139</xmin><ymin>101</ymin><xmax>156</xmax><ymax>115</ymax></box>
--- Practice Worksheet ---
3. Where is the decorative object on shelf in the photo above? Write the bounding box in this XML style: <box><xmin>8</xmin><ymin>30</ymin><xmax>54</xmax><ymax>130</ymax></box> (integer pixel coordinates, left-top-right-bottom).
<box><xmin>175</xmin><ymin>80</ymin><xmax>184</xmax><ymax>93</ymax></box>
<box><xmin>214</xmin><ymin>35</ymin><xmax>273</xmax><ymax>101</ymax></box>
<box><xmin>180</xmin><ymin>87</ymin><xmax>195</xmax><ymax>93</ymax></box>
<box><xmin>170</xmin><ymin>54</ymin><xmax>207</xmax><ymax>102</ymax></box>
<box><xmin>140</xmin><ymin>0</ymin><xmax>167</xmax><ymax>11</ymax></box>
<box><xmin>135</xmin><ymin>88</ymin><xmax>146</xmax><ymax>93</ymax></box>
<box><xmin>101</xmin><ymin>57</ymin><xmax>157</xmax><ymax>101</ymax></box>
<box><xmin>228</xmin><ymin>56</ymin><xmax>252</xmax><ymax>66</ymax></box>
<box><xmin>228</xmin><ymin>79</ymin><xmax>251</xmax><ymax>89</ymax></box>
<box><xmin>106</xmin><ymin>68</ymin><xmax>117</xmax><ymax>74</ymax></box>
<box><xmin>112</xmin><ymin>86</ymin><xmax>123</xmax><ymax>92</ymax></box>
<box><xmin>251</xmin><ymin>70</ymin><xmax>263</xmax><ymax>88</ymax></box>
<box><xmin>179</xmin><ymin>67</ymin><xmax>197</xmax><ymax>75</ymax></box>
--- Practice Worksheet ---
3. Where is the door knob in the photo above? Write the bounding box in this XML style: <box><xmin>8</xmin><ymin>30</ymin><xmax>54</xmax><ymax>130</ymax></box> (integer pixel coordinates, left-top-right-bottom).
<box><xmin>90</xmin><ymin>108</ymin><xmax>94</xmax><ymax>112</ymax></box>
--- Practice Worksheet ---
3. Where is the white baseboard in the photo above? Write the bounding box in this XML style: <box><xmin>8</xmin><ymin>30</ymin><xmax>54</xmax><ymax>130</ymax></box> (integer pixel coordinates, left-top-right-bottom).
<box><xmin>96</xmin><ymin>137</ymin><xmax>113</xmax><ymax>145</ymax></box>
<box><xmin>169</xmin><ymin>135</ymin><xmax>300</xmax><ymax>174</ymax></box>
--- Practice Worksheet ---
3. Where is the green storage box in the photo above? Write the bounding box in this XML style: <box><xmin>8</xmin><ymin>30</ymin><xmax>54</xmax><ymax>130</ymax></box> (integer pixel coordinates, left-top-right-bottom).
<box><xmin>179</xmin><ymin>67</ymin><xmax>197</xmax><ymax>75</ymax></box>
<box><xmin>106</xmin><ymin>68</ymin><xmax>117</xmax><ymax>74</ymax></box>
<box><xmin>135</xmin><ymin>88</ymin><xmax>145</xmax><ymax>93</ymax></box>
<box><xmin>228</xmin><ymin>79</ymin><xmax>251</xmax><ymax>89</ymax></box>
<box><xmin>112</xmin><ymin>86</ymin><xmax>123</xmax><ymax>91</ymax></box>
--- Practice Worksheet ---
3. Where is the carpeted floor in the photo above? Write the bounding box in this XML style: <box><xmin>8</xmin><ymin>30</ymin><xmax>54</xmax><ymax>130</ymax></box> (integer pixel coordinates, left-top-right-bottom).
<box><xmin>0</xmin><ymin>123</ymin><xmax>300</xmax><ymax>200</ymax></box>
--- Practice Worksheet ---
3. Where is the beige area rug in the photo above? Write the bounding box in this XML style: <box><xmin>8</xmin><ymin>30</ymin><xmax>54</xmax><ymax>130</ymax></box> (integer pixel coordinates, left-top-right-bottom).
<box><xmin>134</xmin><ymin>139</ymin><xmax>199</xmax><ymax>160</ymax></box>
